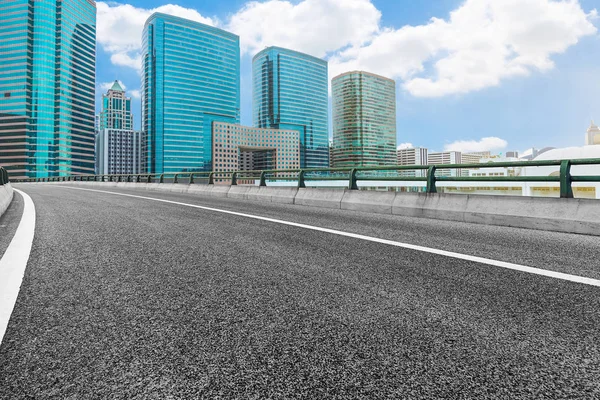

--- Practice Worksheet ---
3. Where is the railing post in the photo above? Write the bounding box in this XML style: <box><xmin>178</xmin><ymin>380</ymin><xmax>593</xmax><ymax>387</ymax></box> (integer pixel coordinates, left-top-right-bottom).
<box><xmin>231</xmin><ymin>172</ymin><xmax>237</xmax><ymax>186</ymax></box>
<box><xmin>297</xmin><ymin>169</ymin><xmax>306</xmax><ymax>188</ymax></box>
<box><xmin>159</xmin><ymin>174</ymin><xmax>164</xmax><ymax>184</ymax></box>
<box><xmin>348</xmin><ymin>168</ymin><xmax>358</xmax><ymax>190</ymax></box>
<box><xmin>147</xmin><ymin>174</ymin><xmax>152</xmax><ymax>183</ymax></box>
<box><xmin>208</xmin><ymin>172</ymin><xmax>214</xmax><ymax>185</ymax></box>
<box><xmin>426</xmin><ymin>166</ymin><xmax>437</xmax><ymax>193</ymax></box>
<box><xmin>259</xmin><ymin>171</ymin><xmax>266</xmax><ymax>187</ymax></box>
<box><xmin>174</xmin><ymin>173</ymin><xmax>178</xmax><ymax>184</ymax></box>
<box><xmin>189</xmin><ymin>173</ymin><xmax>194</xmax><ymax>185</ymax></box>
<box><xmin>136</xmin><ymin>175</ymin><xmax>141</xmax><ymax>183</ymax></box>
<box><xmin>560</xmin><ymin>160</ymin><xmax>574</xmax><ymax>199</ymax></box>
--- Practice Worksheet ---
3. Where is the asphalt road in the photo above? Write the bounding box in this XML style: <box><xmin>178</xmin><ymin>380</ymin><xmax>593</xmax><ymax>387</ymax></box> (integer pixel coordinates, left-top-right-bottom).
<box><xmin>1</xmin><ymin>184</ymin><xmax>599</xmax><ymax>399</ymax></box>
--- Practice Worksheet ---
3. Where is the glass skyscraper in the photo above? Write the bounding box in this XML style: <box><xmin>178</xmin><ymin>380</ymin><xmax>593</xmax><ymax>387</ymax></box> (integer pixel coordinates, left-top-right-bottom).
<box><xmin>0</xmin><ymin>0</ymin><xmax>96</xmax><ymax>179</ymax></box>
<box><xmin>142</xmin><ymin>13</ymin><xmax>240</xmax><ymax>174</ymax></box>
<box><xmin>332</xmin><ymin>71</ymin><xmax>397</xmax><ymax>168</ymax></box>
<box><xmin>252</xmin><ymin>46</ymin><xmax>329</xmax><ymax>169</ymax></box>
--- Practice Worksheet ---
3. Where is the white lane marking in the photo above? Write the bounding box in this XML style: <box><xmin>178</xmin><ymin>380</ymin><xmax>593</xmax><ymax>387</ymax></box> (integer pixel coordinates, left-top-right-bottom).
<box><xmin>56</xmin><ymin>185</ymin><xmax>600</xmax><ymax>288</ymax></box>
<box><xmin>0</xmin><ymin>189</ymin><xmax>36</xmax><ymax>344</ymax></box>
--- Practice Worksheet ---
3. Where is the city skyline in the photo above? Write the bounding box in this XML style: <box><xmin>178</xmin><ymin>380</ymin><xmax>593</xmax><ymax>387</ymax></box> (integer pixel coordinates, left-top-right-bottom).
<box><xmin>95</xmin><ymin>0</ymin><xmax>600</xmax><ymax>154</ymax></box>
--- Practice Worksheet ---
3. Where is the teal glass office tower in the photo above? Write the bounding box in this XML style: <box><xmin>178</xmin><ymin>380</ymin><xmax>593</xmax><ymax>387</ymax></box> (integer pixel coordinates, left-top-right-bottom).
<box><xmin>0</xmin><ymin>0</ymin><xmax>96</xmax><ymax>179</ymax></box>
<box><xmin>332</xmin><ymin>71</ymin><xmax>397</xmax><ymax>168</ymax></box>
<box><xmin>142</xmin><ymin>13</ymin><xmax>240</xmax><ymax>174</ymax></box>
<box><xmin>252</xmin><ymin>47</ymin><xmax>329</xmax><ymax>168</ymax></box>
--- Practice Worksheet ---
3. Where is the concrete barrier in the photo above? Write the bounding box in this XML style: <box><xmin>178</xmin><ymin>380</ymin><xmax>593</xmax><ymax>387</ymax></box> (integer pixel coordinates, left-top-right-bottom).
<box><xmin>245</xmin><ymin>186</ymin><xmax>264</xmax><ymax>202</ymax></box>
<box><xmin>341</xmin><ymin>190</ymin><xmax>396</xmax><ymax>214</ymax></box>
<box><xmin>392</xmin><ymin>193</ymin><xmax>600</xmax><ymax>236</ymax></box>
<box><xmin>227</xmin><ymin>185</ymin><xmax>252</xmax><ymax>200</ymax></box>
<box><xmin>210</xmin><ymin>185</ymin><xmax>231</xmax><ymax>198</ymax></box>
<box><xmin>0</xmin><ymin>183</ymin><xmax>13</xmax><ymax>218</ymax></box>
<box><xmin>267</xmin><ymin>187</ymin><xmax>298</xmax><ymax>204</ymax></box>
<box><xmin>294</xmin><ymin>188</ymin><xmax>344</xmax><ymax>209</ymax></box>
<box><xmin>167</xmin><ymin>184</ymin><xmax>190</xmax><ymax>194</ymax></box>
<box><xmin>187</xmin><ymin>184</ymin><xmax>214</xmax><ymax>196</ymax></box>
<box><xmin>28</xmin><ymin>181</ymin><xmax>600</xmax><ymax>236</ymax></box>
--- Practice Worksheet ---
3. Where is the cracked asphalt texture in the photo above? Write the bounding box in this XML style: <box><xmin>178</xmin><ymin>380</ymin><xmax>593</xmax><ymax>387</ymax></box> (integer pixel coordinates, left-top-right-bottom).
<box><xmin>1</xmin><ymin>184</ymin><xmax>599</xmax><ymax>399</ymax></box>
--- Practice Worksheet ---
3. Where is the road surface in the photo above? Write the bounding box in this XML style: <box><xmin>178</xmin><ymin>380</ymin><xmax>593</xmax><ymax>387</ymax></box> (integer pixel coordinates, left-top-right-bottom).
<box><xmin>1</xmin><ymin>184</ymin><xmax>599</xmax><ymax>398</ymax></box>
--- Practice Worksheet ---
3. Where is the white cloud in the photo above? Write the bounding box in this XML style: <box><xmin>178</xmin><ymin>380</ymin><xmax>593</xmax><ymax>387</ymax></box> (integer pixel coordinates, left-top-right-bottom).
<box><xmin>129</xmin><ymin>89</ymin><xmax>141</xmax><ymax>99</ymax></box>
<box><xmin>444</xmin><ymin>137</ymin><xmax>508</xmax><ymax>153</ymax></box>
<box><xmin>397</xmin><ymin>143</ymin><xmax>414</xmax><ymax>150</ymax></box>
<box><xmin>227</xmin><ymin>0</ymin><xmax>380</xmax><ymax>57</ymax></box>
<box><xmin>97</xmin><ymin>0</ymin><xmax>597</xmax><ymax>98</ymax></box>
<box><xmin>96</xmin><ymin>2</ymin><xmax>216</xmax><ymax>73</ymax></box>
<box><xmin>330</xmin><ymin>0</ymin><xmax>597</xmax><ymax>97</ymax></box>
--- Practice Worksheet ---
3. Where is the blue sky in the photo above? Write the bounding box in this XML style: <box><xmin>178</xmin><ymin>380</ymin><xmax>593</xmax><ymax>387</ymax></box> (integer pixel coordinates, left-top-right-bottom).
<box><xmin>95</xmin><ymin>0</ymin><xmax>600</xmax><ymax>154</ymax></box>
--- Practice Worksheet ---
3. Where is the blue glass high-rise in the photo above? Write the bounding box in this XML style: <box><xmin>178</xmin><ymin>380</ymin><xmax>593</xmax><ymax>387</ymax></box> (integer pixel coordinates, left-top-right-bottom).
<box><xmin>252</xmin><ymin>47</ymin><xmax>329</xmax><ymax>168</ymax></box>
<box><xmin>0</xmin><ymin>0</ymin><xmax>96</xmax><ymax>179</ymax></box>
<box><xmin>142</xmin><ymin>13</ymin><xmax>240</xmax><ymax>174</ymax></box>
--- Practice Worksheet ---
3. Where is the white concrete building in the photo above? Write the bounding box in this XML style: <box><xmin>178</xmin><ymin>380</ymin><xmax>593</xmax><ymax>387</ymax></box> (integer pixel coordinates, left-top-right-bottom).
<box><xmin>428</xmin><ymin>151</ymin><xmax>461</xmax><ymax>177</ymax></box>
<box><xmin>461</xmin><ymin>152</ymin><xmax>491</xmax><ymax>177</ymax></box>
<box><xmin>397</xmin><ymin>147</ymin><xmax>428</xmax><ymax>177</ymax></box>
<box><xmin>468</xmin><ymin>157</ymin><xmax>522</xmax><ymax>178</ymax></box>
<box><xmin>586</xmin><ymin>121</ymin><xmax>600</xmax><ymax>146</ymax></box>
<box><xmin>521</xmin><ymin>145</ymin><xmax>600</xmax><ymax>198</ymax></box>
<box><xmin>96</xmin><ymin>129</ymin><xmax>143</xmax><ymax>175</ymax></box>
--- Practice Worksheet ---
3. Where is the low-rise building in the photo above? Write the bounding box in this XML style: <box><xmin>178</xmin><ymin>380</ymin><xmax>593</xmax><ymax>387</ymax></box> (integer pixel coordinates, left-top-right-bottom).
<box><xmin>397</xmin><ymin>147</ymin><xmax>428</xmax><ymax>177</ymax></box>
<box><xmin>212</xmin><ymin>122</ymin><xmax>300</xmax><ymax>178</ymax></box>
<box><xmin>428</xmin><ymin>151</ymin><xmax>462</xmax><ymax>177</ymax></box>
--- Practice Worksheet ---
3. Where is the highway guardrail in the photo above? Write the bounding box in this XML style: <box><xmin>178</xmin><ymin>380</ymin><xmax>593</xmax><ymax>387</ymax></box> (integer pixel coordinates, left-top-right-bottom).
<box><xmin>13</xmin><ymin>158</ymin><xmax>600</xmax><ymax>199</ymax></box>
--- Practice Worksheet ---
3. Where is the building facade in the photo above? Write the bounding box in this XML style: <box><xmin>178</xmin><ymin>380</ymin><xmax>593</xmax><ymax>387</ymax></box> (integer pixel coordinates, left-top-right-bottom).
<box><xmin>397</xmin><ymin>147</ymin><xmax>428</xmax><ymax>177</ymax></box>
<box><xmin>428</xmin><ymin>151</ymin><xmax>462</xmax><ymax>177</ymax></box>
<box><xmin>142</xmin><ymin>13</ymin><xmax>240</xmax><ymax>174</ymax></box>
<box><xmin>99</xmin><ymin>81</ymin><xmax>133</xmax><ymax>131</ymax></box>
<box><xmin>252</xmin><ymin>46</ymin><xmax>328</xmax><ymax>168</ymax></box>
<box><xmin>0</xmin><ymin>0</ymin><xmax>96</xmax><ymax>179</ymax></box>
<box><xmin>586</xmin><ymin>121</ymin><xmax>600</xmax><ymax>145</ymax></box>
<box><xmin>96</xmin><ymin>129</ymin><xmax>142</xmax><ymax>175</ymax></box>
<box><xmin>212</xmin><ymin>122</ymin><xmax>299</xmax><ymax>178</ymax></box>
<box><xmin>460</xmin><ymin>151</ymin><xmax>491</xmax><ymax>177</ymax></box>
<box><xmin>96</xmin><ymin>81</ymin><xmax>141</xmax><ymax>175</ymax></box>
<box><xmin>332</xmin><ymin>71</ymin><xmax>396</xmax><ymax>168</ymax></box>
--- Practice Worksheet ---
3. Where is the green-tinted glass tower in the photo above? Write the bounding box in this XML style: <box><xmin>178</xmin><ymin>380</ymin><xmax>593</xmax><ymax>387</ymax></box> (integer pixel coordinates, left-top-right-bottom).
<box><xmin>252</xmin><ymin>46</ymin><xmax>329</xmax><ymax>169</ymax></box>
<box><xmin>0</xmin><ymin>0</ymin><xmax>96</xmax><ymax>179</ymax></box>
<box><xmin>332</xmin><ymin>71</ymin><xmax>397</xmax><ymax>168</ymax></box>
<box><xmin>142</xmin><ymin>13</ymin><xmax>240</xmax><ymax>174</ymax></box>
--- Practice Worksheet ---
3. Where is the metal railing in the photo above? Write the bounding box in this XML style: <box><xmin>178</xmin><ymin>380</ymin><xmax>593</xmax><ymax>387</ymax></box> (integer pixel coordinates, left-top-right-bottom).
<box><xmin>14</xmin><ymin>158</ymin><xmax>600</xmax><ymax>199</ymax></box>
<box><xmin>0</xmin><ymin>166</ymin><xmax>9</xmax><ymax>186</ymax></box>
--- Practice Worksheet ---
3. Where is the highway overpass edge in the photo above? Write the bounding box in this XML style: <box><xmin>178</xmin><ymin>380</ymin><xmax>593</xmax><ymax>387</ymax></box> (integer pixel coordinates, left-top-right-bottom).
<box><xmin>30</xmin><ymin>181</ymin><xmax>600</xmax><ymax>236</ymax></box>
<box><xmin>0</xmin><ymin>183</ymin><xmax>13</xmax><ymax>218</ymax></box>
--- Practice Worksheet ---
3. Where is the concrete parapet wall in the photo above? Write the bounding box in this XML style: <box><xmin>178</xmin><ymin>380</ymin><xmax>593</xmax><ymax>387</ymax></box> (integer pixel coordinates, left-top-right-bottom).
<box><xmin>26</xmin><ymin>182</ymin><xmax>600</xmax><ymax>236</ymax></box>
<box><xmin>294</xmin><ymin>188</ymin><xmax>344</xmax><ymax>209</ymax></box>
<box><xmin>341</xmin><ymin>190</ymin><xmax>396</xmax><ymax>214</ymax></box>
<box><xmin>0</xmin><ymin>183</ymin><xmax>13</xmax><ymax>218</ymax></box>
